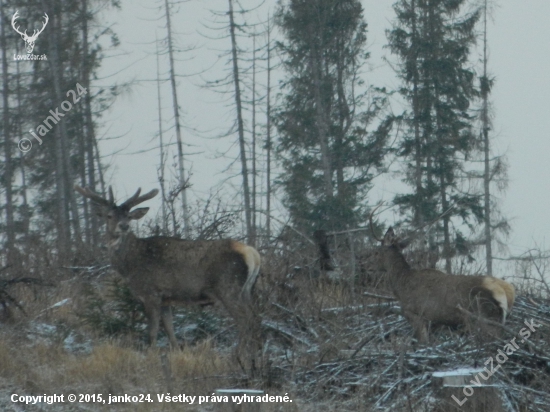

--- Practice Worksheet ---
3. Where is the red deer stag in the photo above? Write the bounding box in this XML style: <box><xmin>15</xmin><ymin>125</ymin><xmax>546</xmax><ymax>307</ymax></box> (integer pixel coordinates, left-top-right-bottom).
<box><xmin>369</xmin><ymin>211</ymin><xmax>515</xmax><ymax>343</ymax></box>
<box><xmin>74</xmin><ymin>185</ymin><xmax>261</xmax><ymax>351</ymax></box>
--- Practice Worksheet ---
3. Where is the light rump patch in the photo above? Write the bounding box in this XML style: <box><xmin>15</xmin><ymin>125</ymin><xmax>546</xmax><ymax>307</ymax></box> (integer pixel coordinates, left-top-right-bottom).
<box><xmin>482</xmin><ymin>277</ymin><xmax>516</xmax><ymax>322</ymax></box>
<box><xmin>231</xmin><ymin>241</ymin><xmax>261</xmax><ymax>300</ymax></box>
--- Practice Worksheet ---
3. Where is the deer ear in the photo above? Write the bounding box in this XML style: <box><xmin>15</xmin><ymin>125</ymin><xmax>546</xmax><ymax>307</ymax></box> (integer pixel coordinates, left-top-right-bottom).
<box><xmin>128</xmin><ymin>207</ymin><xmax>149</xmax><ymax>220</ymax></box>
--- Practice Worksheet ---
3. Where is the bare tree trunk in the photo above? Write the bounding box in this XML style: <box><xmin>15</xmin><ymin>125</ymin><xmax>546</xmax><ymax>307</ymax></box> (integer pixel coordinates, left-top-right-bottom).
<box><xmin>44</xmin><ymin>0</ymin><xmax>82</xmax><ymax>257</ymax></box>
<box><xmin>76</xmin><ymin>3</ymin><xmax>91</xmax><ymax>244</ymax></box>
<box><xmin>251</xmin><ymin>33</ymin><xmax>257</xmax><ymax>246</ymax></box>
<box><xmin>411</xmin><ymin>0</ymin><xmax>424</xmax><ymax>229</ymax></box>
<box><xmin>78</xmin><ymin>121</ymin><xmax>90</xmax><ymax>244</ymax></box>
<box><xmin>14</xmin><ymin>44</ymin><xmax>30</xmax><ymax>246</ymax></box>
<box><xmin>0</xmin><ymin>1</ymin><xmax>15</xmax><ymax>265</ymax></box>
<box><xmin>265</xmin><ymin>15</ymin><xmax>272</xmax><ymax>243</ymax></box>
<box><xmin>156</xmin><ymin>36</ymin><xmax>168</xmax><ymax>234</ymax></box>
<box><xmin>439</xmin><ymin>171</ymin><xmax>452</xmax><ymax>273</ymax></box>
<box><xmin>41</xmin><ymin>4</ymin><xmax>71</xmax><ymax>258</ymax></box>
<box><xmin>52</xmin><ymin>123</ymin><xmax>70</xmax><ymax>258</ymax></box>
<box><xmin>164</xmin><ymin>0</ymin><xmax>190</xmax><ymax>238</ymax></box>
<box><xmin>93</xmin><ymin>136</ymin><xmax>106</xmax><ymax>195</ymax></box>
<box><xmin>481</xmin><ymin>0</ymin><xmax>492</xmax><ymax>276</ymax></box>
<box><xmin>19</xmin><ymin>150</ymin><xmax>29</xmax><ymax>230</ymax></box>
<box><xmin>81</xmin><ymin>0</ymin><xmax>98</xmax><ymax>248</ymax></box>
<box><xmin>228</xmin><ymin>0</ymin><xmax>252</xmax><ymax>242</ymax></box>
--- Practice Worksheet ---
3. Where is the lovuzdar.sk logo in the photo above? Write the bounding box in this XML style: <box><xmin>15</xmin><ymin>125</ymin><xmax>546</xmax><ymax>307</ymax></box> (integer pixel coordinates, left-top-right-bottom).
<box><xmin>11</xmin><ymin>10</ymin><xmax>48</xmax><ymax>61</ymax></box>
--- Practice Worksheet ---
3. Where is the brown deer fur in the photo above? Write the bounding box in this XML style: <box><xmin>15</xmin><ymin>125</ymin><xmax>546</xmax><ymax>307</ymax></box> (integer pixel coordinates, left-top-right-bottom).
<box><xmin>74</xmin><ymin>185</ymin><xmax>261</xmax><ymax>349</ymax></box>
<box><xmin>375</xmin><ymin>227</ymin><xmax>515</xmax><ymax>342</ymax></box>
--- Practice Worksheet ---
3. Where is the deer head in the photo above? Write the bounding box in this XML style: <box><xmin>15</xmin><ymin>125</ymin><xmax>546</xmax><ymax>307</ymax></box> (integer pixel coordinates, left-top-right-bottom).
<box><xmin>12</xmin><ymin>11</ymin><xmax>49</xmax><ymax>54</ymax></box>
<box><xmin>368</xmin><ymin>205</ymin><xmax>413</xmax><ymax>271</ymax></box>
<box><xmin>74</xmin><ymin>185</ymin><xmax>158</xmax><ymax>240</ymax></box>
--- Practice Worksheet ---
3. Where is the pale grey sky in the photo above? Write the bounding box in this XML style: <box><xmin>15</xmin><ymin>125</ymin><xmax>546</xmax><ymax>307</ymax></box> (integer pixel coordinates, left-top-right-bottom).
<box><xmin>98</xmin><ymin>0</ymin><xmax>550</xmax><ymax>269</ymax></box>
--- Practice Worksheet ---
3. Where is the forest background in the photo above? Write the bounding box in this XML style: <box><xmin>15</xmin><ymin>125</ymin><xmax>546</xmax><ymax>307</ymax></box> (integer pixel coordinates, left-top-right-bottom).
<box><xmin>1</xmin><ymin>0</ymin><xmax>550</xmax><ymax>281</ymax></box>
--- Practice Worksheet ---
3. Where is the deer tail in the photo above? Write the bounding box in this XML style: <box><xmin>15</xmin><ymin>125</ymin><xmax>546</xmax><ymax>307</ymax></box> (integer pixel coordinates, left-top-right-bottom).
<box><xmin>483</xmin><ymin>277</ymin><xmax>515</xmax><ymax>323</ymax></box>
<box><xmin>241</xmin><ymin>246</ymin><xmax>261</xmax><ymax>301</ymax></box>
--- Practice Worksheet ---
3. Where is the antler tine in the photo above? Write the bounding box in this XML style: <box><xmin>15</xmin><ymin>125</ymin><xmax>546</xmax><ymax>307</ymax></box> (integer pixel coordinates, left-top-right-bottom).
<box><xmin>121</xmin><ymin>188</ymin><xmax>159</xmax><ymax>210</ymax></box>
<box><xmin>108</xmin><ymin>186</ymin><xmax>114</xmax><ymax>204</ymax></box>
<box><xmin>120</xmin><ymin>188</ymin><xmax>141</xmax><ymax>209</ymax></box>
<box><xmin>369</xmin><ymin>203</ymin><xmax>384</xmax><ymax>243</ymax></box>
<box><xmin>74</xmin><ymin>185</ymin><xmax>112</xmax><ymax>206</ymax></box>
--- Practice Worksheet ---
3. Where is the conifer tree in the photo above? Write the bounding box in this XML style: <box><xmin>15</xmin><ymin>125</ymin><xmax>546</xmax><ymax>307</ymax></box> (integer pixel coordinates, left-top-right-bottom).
<box><xmin>275</xmin><ymin>0</ymin><xmax>391</xmax><ymax>233</ymax></box>
<box><xmin>387</xmin><ymin>0</ymin><xmax>482</xmax><ymax>271</ymax></box>
<box><xmin>0</xmin><ymin>0</ymin><xmax>118</xmax><ymax>264</ymax></box>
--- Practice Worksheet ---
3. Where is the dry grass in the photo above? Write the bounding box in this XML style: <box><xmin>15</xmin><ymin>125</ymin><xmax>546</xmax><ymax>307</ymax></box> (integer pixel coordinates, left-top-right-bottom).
<box><xmin>170</xmin><ymin>341</ymin><xmax>233</xmax><ymax>378</ymax></box>
<box><xmin>0</xmin><ymin>258</ymin><xmax>307</xmax><ymax>411</ymax></box>
<box><xmin>1</xmin><ymin>239</ymin><xmax>550</xmax><ymax>411</ymax></box>
<box><xmin>0</xmin><ymin>335</ymin><xmax>265</xmax><ymax>411</ymax></box>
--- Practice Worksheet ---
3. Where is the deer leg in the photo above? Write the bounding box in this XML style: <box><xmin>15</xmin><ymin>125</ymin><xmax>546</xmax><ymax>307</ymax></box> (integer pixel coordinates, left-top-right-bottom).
<box><xmin>208</xmin><ymin>289</ymin><xmax>262</xmax><ymax>374</ymax></box>
<box><xmin>404</xmin><ymin>311</ymin><xmax>429</xmax><ymax>343</ymax></box>
<box><xmin>142</xmin><ymin>298</ymin><xmax>161</xmax><ymax>347</ymax></box>
<box><xmin>417</xmin><ymin>322</ymin><xmax>429</xmax><ymax>343</ymax></box>
<box><xmin>160</xmin><ymin>305</ymin><xmax>179</xmax><ymax>349</ymax></box>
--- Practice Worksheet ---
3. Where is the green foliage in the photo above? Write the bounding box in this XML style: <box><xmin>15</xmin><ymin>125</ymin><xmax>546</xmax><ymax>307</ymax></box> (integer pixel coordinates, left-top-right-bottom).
<box><xmin>79</xmin><ymin>277</ymin><xmax>223</xmax><ymax>344</ymax></box>
<box><xmin>275</xmin><ymin>0</ymin><xmax>392</xmax><ymax>233</ymax></box>
<box><xmin>79</xmin><ymin>277</ymin><xmax>145</xmax><ymax>337</ymax></box>
<box><xmin>387</xmin><ymin>0</ymin><xmax>483</xmax><ymax>263</ymax></box>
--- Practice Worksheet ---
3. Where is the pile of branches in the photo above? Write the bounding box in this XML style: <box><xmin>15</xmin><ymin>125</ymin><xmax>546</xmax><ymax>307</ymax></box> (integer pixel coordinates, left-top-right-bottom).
<box><xmin>263</xmin><ymin>294</ymin><xmax>550</xmax><ymax>411</ymax></box>
<box><xmin>0</xmin><ymin>266</ymin><xmax>54</xmax><ymax>319</ymax></box>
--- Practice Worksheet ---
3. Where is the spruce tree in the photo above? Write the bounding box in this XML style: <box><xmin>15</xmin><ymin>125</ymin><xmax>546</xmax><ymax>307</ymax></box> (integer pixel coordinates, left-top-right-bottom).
<box><xmin>275</xmin><ymin>0</ymin><xmax>391</xmax><ymax>233</ymax></box>
<box><xmin>387</xmin><ymin>0</ymin><xmax>482</xmax><ymax>271</ymax></box>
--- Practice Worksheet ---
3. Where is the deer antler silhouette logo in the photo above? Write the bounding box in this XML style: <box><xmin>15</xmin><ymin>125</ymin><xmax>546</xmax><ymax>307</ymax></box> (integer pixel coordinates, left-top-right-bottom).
<box><xmin>11</xmin><ymin>10</ymin><xmax>49</xmax><ymax>54</ymax></box>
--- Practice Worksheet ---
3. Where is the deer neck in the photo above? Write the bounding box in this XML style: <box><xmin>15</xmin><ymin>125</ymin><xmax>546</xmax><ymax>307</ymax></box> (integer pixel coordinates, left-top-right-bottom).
<box><xmin>384</xmin><ymin>247</ymin><xmax>413</xmax><ymax>298</ymax></box>
<box><xmin>107</xmin><ymin>231</ymin><xmax>138</xmax><ymax>274</ymax></box>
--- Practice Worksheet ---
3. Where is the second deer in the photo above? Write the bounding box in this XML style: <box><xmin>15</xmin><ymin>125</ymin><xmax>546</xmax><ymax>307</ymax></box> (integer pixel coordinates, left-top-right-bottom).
<box><xmin>369</xmin><ymin>211</ymin><xmax>515</xmax><ymax>343</ymax></box>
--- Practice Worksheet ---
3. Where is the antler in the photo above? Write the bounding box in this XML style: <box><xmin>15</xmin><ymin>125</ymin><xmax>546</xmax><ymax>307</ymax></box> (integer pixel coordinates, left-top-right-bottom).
<box><xmin>369</xmin><ymin>203</ymin><xmax>384</xmax><ymax>242</ymax></box>
<box><xmin>74</xmin><ymin>185</ymin><xmax>112</xmax><ymax>207</ymax></box>
<box><xmin>120</xmin><ymin>188</ymin><xmax>159</xmax><ymax>210</ymax></box>
<box><xmin>75</xmin><ymin>185</ymin><xmax>158</xmax><ymax>209</ymax></box>
<box><xmin>119</xmin><ymin>188</ymin><xmax>141</xmax><ymax>209</ymax></box>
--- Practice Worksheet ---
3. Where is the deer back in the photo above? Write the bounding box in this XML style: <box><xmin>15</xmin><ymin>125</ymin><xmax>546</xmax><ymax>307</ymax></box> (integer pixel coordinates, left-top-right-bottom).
<box><xmin>112</xmin><ymin>237</ymin><xmax>248</xmax><ymax>299</ymax></box>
